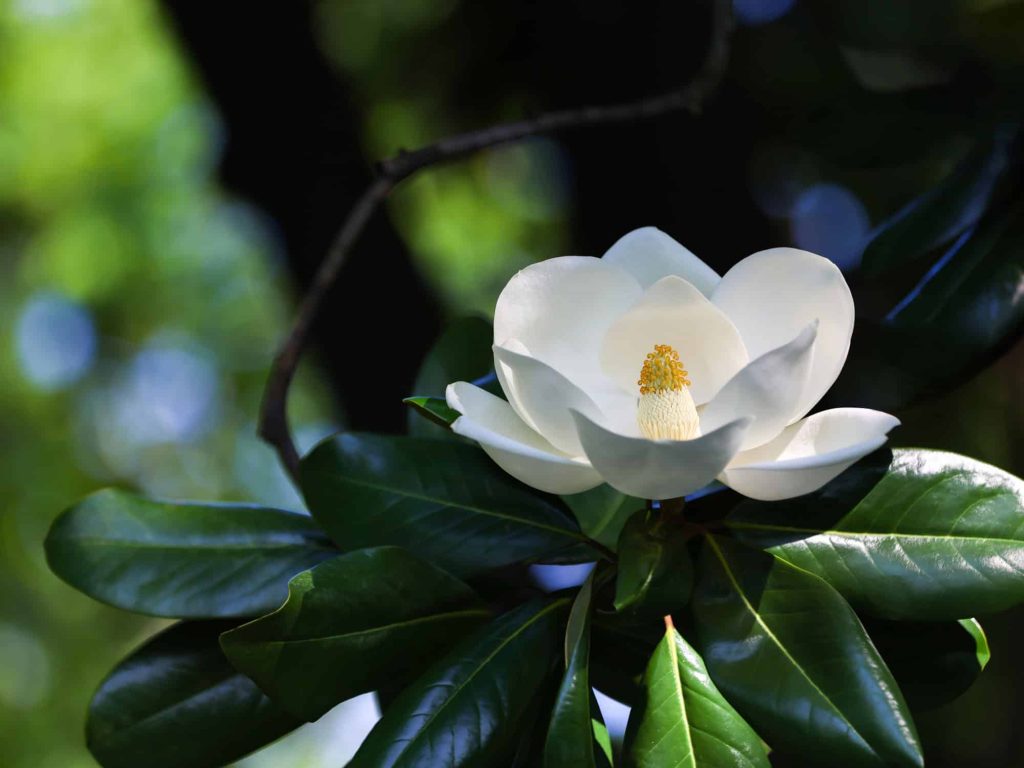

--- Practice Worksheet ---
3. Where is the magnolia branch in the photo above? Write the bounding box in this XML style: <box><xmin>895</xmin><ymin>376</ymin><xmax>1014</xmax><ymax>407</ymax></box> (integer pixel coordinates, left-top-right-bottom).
<box><xmin>259</xmin><ymin>0</ymin><xmax>735</xmax><ymax>481</ymax></box>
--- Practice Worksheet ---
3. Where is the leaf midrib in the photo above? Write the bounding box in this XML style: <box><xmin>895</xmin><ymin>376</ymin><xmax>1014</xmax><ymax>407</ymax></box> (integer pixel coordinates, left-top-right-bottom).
<box><xmin>52</xmin><ymin>535</ymin><xmax>334</xmax><ymax>553</ymax></box>
<box><xmin>93</xmin><ymin>670</ymin><xmax>253</xmax><ymax>747</ymax></box>
<box><xmin>705</xmin><ymin>535</ymin><xmax>878</xmax><ymax>759</ymax></box>
<box><xmin>304</xmin><ymin>468</ymin><xmax>584</xmax><ymax>541</ymax></box>
<box><xmin>235</xmin><ymin>607</ymin><xmax>492</xmax><ymax>648</ymax></box>
<box><xmin>726</xmin><ymin>522</ymin><xmax>1024</xmax><ymax>546</ymax></box>
<box><xmin>387</xmin><ymin>598</ymin><xmax>568</xmax><ymax>764</ymax></box>
<box><xmin>664</xmin><ymin>632</ymin><xmax>696</xmax><ymax>768</ymax></box>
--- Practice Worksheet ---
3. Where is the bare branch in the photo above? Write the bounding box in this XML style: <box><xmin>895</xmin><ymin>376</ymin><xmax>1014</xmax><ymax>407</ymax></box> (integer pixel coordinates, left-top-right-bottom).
<box><xmin>259</xmin><ymin>0</ymin><xmax>735</xmax><ymax>481</ymax></box>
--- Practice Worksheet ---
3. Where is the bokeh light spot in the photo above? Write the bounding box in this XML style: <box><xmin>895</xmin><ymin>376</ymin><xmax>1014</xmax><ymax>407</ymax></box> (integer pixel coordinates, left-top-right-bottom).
<box><xmin>789</xmin><ymin>182</ymin><xmax>870</xmax><ymax>271</ymax></box>
<box><xmin>734</xmin><ymin>0</ymin><xmax>797</xmax><ymax>27</ymax></box>
<box><xmin>15</xmin><ymin>292</ymin><xmax>97</xmax><ymax>391</ymax></box>
<box><xmin>115</xmin><ymin>338</ymin><xmax>220</xmax><ymax>445</ymax></box>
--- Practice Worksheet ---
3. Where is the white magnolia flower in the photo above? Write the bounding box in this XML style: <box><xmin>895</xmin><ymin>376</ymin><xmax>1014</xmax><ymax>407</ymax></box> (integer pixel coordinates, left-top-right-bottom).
<box><xmin>445</xmin><ymin>227</ymin><xmax>899</xmax><ymax>501</ymax></box>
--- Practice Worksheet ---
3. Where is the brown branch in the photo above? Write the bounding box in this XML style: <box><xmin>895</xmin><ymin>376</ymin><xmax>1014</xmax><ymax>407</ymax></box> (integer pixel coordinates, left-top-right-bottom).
<box><xmin>259</xmin><ymin>0</ymin><xmax>735</xmax><ymax>482</ymax></box>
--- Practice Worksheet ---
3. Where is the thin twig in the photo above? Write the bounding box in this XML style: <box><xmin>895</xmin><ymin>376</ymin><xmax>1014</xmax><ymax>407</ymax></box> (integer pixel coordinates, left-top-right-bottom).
<box><xmin>259</xmin><ymin>0</ymin><xmax>735</xmax><ymax>481</ymax></box>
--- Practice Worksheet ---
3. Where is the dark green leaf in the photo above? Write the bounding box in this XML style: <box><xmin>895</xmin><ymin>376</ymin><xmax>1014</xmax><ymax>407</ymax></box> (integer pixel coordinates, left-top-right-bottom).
<box><xmin>590</xmin><ymin>617</ymin><xmax>656</xmax><ymax>708</ymax></box>
<box><xmin>349</xmin><ymin>598</ymin><xmax>568</xmax><ymax>768</ymax></box>
<box><xmin>693</xmin><ymin>535</ymin><xmax>922</xmax><ymax>768</ymax></box>
<box><xmin>543</xmin><ymin>573</ymin><xmax>610</xmax><ymax>768</ymax></box>
<box><xmin>727</xmin><ymin>448</ymin><xmax>1024</xmax><ymax>620</ymax></box>
<box><xmin>45</xmin><ymin>489</ymin><xmax>336</xmax><ymax>618</ymax></box>
<box><xmin>833</xmin><ymin>197</ymin><xmax>1024</xmax><ymax>411</ymax></box>
<box><xmin>300</xmin><ymin>433</ymin><xmax>587</xmax><ymax>577</ymax></box>
<box><xmin>564</xmin><ymin>485</ymin><xmax>643</xmax><ymax>549</ymax></box>
<box><xmin>861</xmin><ymin>127</ymin><xmax>1017</xmax><ymax>276</ymax></box>
<box><xmin>220</xmin><ymin>547</ymin><xmax>491</xmax><ymax>721</ymax></box>
<box><xmin>408</xmin><ymin>316</ymin><xmax>497</xmax><ymax>439</ymax></box>
<box><xmin>613</xmin><ymin>508</ymin><xmax>693</xmax><ymax>617</ymax></box>
<box><xmin>511</xmin><ymin>676</ymin><xmax>563</xmax><ymax>768</ymax></box>
<box><xmin>864</xmin><ymin>617</ymin><xmax>990</xmax><ymax>711</ymax></box>
<box><xmin>87</xmin><ymin>621</ymin><xmax>299</xmax><ymax>768</ymax></box>
<box><xmin>403</xmin><ymin>396</ymin><xmax>460</xmax><ymax>430</ymax></box>
<box><xmin>625</xmin><ymin>617</ymin><xmax>769</xmax><ymax>768</ymax></box>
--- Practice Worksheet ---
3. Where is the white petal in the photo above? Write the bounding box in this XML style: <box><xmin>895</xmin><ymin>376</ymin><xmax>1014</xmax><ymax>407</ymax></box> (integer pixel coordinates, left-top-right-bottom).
<box><xmin>711</xmin><ymin>247</ymin><xmax>854</xmax><ymax>422</ymax></box>
<box><xmin>700</xmin><ymin>323</ymin><xmax>818</xmax><ymax>451</ymax></box>
<box><xmin>720</xmin><ymin>408</ymin><xmax>900</xmax><ymax>501</ymax></box>
<box><xmin>600</xmin><ymin>276</ymin><xmax>749</xmax><ymax>405</ymax></box>
<box><xmin>492</xmin><ymin>344</ymin><xmax>603</xmax><ymax>456</ymax></box>
<box><xmin>571</xmin><ymin>409</ymin><xmax>751</xmax><ymax>500</ymax></box>
<box><xmin>494</xmin><ymin>256</ymin><xmax>643</xmax><ymax>393</ymax></box>
<box><xmin>446</xmin><ymin>383</ymin><xmax>602</xmax><ymax>495</ymax></box>
<box><xmin>602</xmin><ymin>227</ymin><xmax>721</xmax><ymax>295</ymax></box>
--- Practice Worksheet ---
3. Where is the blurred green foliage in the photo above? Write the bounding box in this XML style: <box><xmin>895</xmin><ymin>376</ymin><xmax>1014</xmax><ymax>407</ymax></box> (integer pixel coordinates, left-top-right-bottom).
<box><xmin>314</xmin><ymin>0</ymin><xmax>570</xmax><ymax>315</ymax></box>
<box><xmin>0</xmin><ymin>1</ymin><xmax>339</xmax><ymax>765</ymax></box>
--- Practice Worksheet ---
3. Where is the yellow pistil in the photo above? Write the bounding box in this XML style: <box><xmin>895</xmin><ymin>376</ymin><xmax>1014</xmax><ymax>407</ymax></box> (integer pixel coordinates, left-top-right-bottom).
<box><xmin>636</xmin><ymin>344</ymin><xmax>700</xmax><ymax>441</ymax></box>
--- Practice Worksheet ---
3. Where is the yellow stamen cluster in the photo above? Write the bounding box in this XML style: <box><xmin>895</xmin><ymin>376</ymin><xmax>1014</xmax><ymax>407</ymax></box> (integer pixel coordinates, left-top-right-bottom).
<box><xmin>637</xmin><ymin>344</ymin><xmax>691</xmax><ymax>395</ymax></box>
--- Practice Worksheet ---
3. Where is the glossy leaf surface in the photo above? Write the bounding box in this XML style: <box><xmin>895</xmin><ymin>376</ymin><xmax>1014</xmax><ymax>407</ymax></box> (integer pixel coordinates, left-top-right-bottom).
<box><xmin>87</xmin><ymin>621</ymin><xmax>298</xmax><ymax>768</ymax></box>
<box><xmin>220</xmin><ymin>547</ymin><xmax>491</xmax><ymax>721</ymax></box>
<box><xmin>728</xmin><ymin>449</ymin><xmax>1024</xmax><ymax>620</ymax></box>
<box><xmin>404</xmin><ymin>396</ymin><xmax>460</xmax><ymax>430</ymax></box>
<box><xmin>563</xmin><ymin>484</ymin><xmax>643</xmax><ymax>549</ymax></box>
<box><xmin>625</xmin><ymin>618</ymin><xmax>769</xmax><ymax>768</ymax></box>
<box><xmin>300</xmin><ymin>433</ymin><xmax>586</xmax><ymax>577</ymax></box>
<box><xmin>543</xmin><ymin>573</ymin><xmax>610</xmax><ymax>768</ymax></box>
<box><xmin>349</xmin><ymin>598</ymin><xmax>567</xmax><ymax>767</ymax></box>
<box><xmin>693</xmin><ymin>536</ymin><xmax>922</xmax><ymax>768</ymax></box>
<box><xmin>614</xmin><ymin>508</ymin><xmax>693</xmax><ymax>617</ymax></box>
<box><xmin>46</xmin><ymin>489</ymin><xmax>336</xmax><ymax>618</ymax></box>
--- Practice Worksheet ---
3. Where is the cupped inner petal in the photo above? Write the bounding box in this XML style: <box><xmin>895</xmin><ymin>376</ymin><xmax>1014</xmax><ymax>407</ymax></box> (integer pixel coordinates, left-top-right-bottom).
<box><xmin>494</xmin><ymin>255</ymin><xmax>643</xmax><ymax>394</ymax></box>
<box><xmin>719</xmin><ymin>408</ymin><xmax>899</xmax><ymax>501</ymax></box>
<box><xmin>600</xmin><ymin>276</ymin><xmax>749</xmax><ymax>405</ymax></box>
<box><xmin>601</xmin><ymin>226</ymin><xmax>721</xmax><ymax>295</ymax></box>
<box><xmin>446</xmin><ymin>382</ymin><xmax>602</xmax><ymax>495</ymax></box>
<box><xmin>492</xmin><ymin>343</ymin><xmax>604</xmax><ymax>456</ymax></box>
<box><xmin>711</xmin><ymin>247</ymin><xmax>854</xmax><ymax>423</ymax></box>
<box><xmin>571</xmin><ymin>409</ymin><xmax>751</xmax><ymax>501</ymax></box>
<box><xmin>699</xmin><ymin>322</ymin><xmax>818</xmax><ymax>451</ymax></box>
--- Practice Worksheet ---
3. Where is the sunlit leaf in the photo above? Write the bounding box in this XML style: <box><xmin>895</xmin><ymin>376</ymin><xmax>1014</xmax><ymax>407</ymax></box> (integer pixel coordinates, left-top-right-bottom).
<box><xmin>625</xmin><ymin>617</ymin><xmax>769</xmax><ymax>768</ymax></box>
<box><xmin>693</xmin><ymin>536</ymin><xmax>922</xmax><ymax>768</ymax></box>
<box><xmin>727</xmin><ymin>448</ymin><xmax>1024</xmax><ymax>620</ymax></box>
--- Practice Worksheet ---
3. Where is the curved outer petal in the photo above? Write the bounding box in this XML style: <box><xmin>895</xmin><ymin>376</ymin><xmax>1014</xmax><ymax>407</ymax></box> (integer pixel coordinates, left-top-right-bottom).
<box><xmin>602</xmin><ymin>226</ymin><xmax>721</xmax><ymax>295</ymax></box>
<box><xmin>493</xmin><ymin>256</ymin><xmax>643</xmax><ymax>393</ymax></box>
<box><xmin>720</xmin><ymin>408</ymin><xmax>900</xmax><ymax>501</ymax></box>
<box><xmin>700</xmin><ymin>323</ymin><xmax>818</xmax><ymax>451</ymax></box>
<box><xmin>711</xmin><ymin>248</ymin><xmax>854</xmax><ymax>422</ymax></box>
<box><xmin>492</xmin><ymin>344</ymin><xmax>603</xmax><ymax>456</ymax></box>
<box><xmin>446</xmin><ymin>383</ymin><xmax>602</xmax><ymax>495</ymax></box>
<box><xmin>600</xmin><ymin>276</ymin><xmax>749</xmax><ymax>405</ymax></box>
<box><xmin>571</xmin><ymin>410</ymin><xmax>752</xmax><ymax>501</ymax></box>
